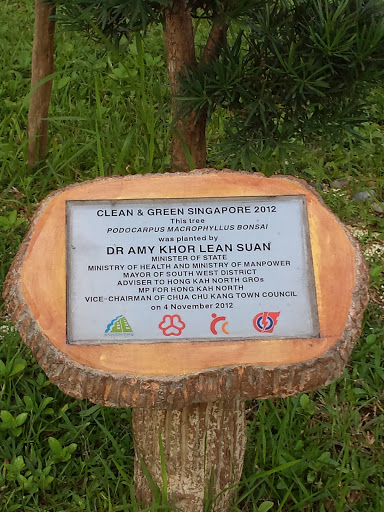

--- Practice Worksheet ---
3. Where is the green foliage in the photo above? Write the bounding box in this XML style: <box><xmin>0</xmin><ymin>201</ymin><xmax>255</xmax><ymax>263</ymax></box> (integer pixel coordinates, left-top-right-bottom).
<box><xmin>48</xmin><ymin>437</ymin><xmax>77</xmax><ymax>463</ymax></box>
<box><xmin>0</xmin><ymin>327</ymin><xmax>137</xmax><ymax>511</ymax></box>
<box><xmin>51</xmin><ymin>0</ymin><xmax>170</xmax><ymax>43</ymax></box>
<box><xmin>0</xmin><ymin>211</ymin><xmax>27</xmax><ymax>285</ymax></box>
<box><xmin>0</xmin><ymin>410</ymin><xmax>28</xmax><ymax>437</ymax></box>
<box><xmin>50</xmin><ymin>0</ymin><xmax>239</xmax><ymax>43</ymax></box>
<box><xmin>49</xmin><ymin>0</ymin><xmax>384</xmax><ymax>168</ymax></box>
<box><xmin>239</xmin><ymin>331</ymin><xmax>384</xmax><ymax>510</ymax></box>
<box><xmin>181</xmin><ymin>0</ymin><xmax>384</xmax><ymax>167</ymax></box>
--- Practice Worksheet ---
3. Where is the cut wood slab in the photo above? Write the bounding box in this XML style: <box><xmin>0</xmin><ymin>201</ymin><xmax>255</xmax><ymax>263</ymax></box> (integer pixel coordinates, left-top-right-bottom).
<box><xmin>3</xmin><ymin>170</ymin><xmax>369</xmax><ymax>409</ymax></box>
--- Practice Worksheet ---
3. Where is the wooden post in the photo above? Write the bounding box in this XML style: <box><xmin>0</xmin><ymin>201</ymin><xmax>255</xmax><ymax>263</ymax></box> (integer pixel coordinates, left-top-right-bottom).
<box><xmin>27</xmin><ymin>1</ymin><xmax>56</xmax><ymax>165</ymax></box>
<box><xmin>133</xmin><ymin>399</ymin><xmax>246</xmax><ymax>511</ymax></box>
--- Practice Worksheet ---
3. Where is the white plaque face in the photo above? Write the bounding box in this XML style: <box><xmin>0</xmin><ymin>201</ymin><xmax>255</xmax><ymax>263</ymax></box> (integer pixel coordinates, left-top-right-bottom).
<box><xmin>66</xmin><ymin>196</ymin><xmax>319</xmax><ymax>344</ymax></box>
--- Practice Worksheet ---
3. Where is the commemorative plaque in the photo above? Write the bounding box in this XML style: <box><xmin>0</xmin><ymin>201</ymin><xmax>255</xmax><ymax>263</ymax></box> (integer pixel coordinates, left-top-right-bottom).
<box><xmin>4</xmin><ymin>170</ymin><xmax>369</xmax><ymax>511</ymax></box>
<box><xmin>66</xmin><ymin>196</ymin><xmax>319</xmax><ymax>344</ymax></box>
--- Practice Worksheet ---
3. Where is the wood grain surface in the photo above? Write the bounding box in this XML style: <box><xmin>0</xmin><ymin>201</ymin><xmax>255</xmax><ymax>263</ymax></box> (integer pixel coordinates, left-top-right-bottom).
<box><xmin>3</xmin><ymin>170</ymin><xmax>369</xmax><ymax>408</ymax></box>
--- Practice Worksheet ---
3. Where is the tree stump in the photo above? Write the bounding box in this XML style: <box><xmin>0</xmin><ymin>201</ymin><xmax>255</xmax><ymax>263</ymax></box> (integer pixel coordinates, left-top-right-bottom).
<box><xmin>133</xmin><ymin>399</ymin><xmax>246</xmax><ymax>511</ymax></box>
<box><xmin>3</xmin><ymin>170</ymin><xmax>369</xmax><ymax>510</ymax></box>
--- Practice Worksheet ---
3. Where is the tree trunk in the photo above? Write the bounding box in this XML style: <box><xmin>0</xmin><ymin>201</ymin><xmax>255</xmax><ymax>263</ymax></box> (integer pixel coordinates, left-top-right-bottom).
<box><xmin>27</xmin><ymin>1</ymin><xmax>56</xmax><ymax>165</ymax></box>
<box><xmin>164</xmin><ymin>0</ymin><xmax>206</xmax><ymax>171</ymax></box>
<box><xmin>133</xmin><ymin>399</ymin><xmax>247</xmax><ymax>511</ymax></box>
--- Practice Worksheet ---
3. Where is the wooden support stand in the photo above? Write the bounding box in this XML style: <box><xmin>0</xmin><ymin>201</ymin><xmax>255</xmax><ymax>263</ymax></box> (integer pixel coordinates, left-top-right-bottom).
<box><xmin>133</xmin><ymin>399</ymin><xmax>246</xmax><ymax>511</ymax></box>
<box><xmin>27</xmin><ymin>0</ymin><xmax>55</xmax><ymax>165</ymax></box>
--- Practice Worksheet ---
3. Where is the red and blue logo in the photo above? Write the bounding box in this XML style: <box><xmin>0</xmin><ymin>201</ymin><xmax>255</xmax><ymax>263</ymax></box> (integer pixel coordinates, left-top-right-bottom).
<box><xmin>253</xmin><ymin>312</ymin><xmax>280</xmax><ymax>333</ymax></box>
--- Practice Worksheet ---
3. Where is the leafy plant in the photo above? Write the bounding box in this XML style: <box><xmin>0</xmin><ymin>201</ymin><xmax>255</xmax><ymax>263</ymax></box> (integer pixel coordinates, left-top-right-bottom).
<box><xmin>0</xmin><ymin>410</ymin><xmax>28</xmax><ymax>437</ymax></box>
<box><xmin>49</xmin><ymin>0</ymin><xmax>384</xmax><ymax>170</ymax></box>
<box><xmin>181</xmin><ymin>0</ymin><xmax>384</xmax><ymax>168</ymax></box>
<box><xmin>0</xmin><ymin>210</ymin><xmax>27</xmax><ymax>287</ymax></box>
<box><xmin>48</xmin><ymin>436</ymin><xmax>77</xmax><ymax>463</ymax></box>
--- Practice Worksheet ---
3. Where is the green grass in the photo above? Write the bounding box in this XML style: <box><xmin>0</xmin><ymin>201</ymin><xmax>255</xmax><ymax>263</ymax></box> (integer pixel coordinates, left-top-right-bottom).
<box><xmin>1</xmin><ymin>1</ymin><xmax>384</xmax><ymax>510</ymax></box>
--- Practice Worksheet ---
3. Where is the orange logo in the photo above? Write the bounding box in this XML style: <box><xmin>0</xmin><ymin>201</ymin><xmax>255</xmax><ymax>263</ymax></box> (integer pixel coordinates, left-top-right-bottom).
<box><xmin>210</xmin><ymin>313</ymin><xmax>229</xmax><ymax>335</ymax></box>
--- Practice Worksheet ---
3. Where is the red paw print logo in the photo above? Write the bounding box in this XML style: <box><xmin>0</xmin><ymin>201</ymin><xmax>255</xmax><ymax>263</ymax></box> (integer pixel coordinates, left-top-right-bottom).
<box><xmin>159</xmin><ymin>314</ymin><xmax>186</xmax><ymax>336</ymax></box>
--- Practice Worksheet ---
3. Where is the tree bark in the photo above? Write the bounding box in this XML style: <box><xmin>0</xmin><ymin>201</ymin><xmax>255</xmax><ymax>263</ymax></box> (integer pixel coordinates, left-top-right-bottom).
<box><xmin>202</xmin><ymin>19</ymin><xmax>228</xmax><ymax>66</ymax></box>
<box><xmin>27</xmin><ymin>1</ymin><xmax>56</xmax><ymax>165</ymax></box>
<box><xmin>164</xmin><ymin>3</ymin><xmax>228</xmax><ymax>171</ymax></box>
<box><xmin>164</xmin><ymin>0</ymin><xmax>206</xmax><ymax>171</ymax></box>
<box><xmin>133</xmin><ymin>398</ymin><xmax>247</xmax><ymax>511</ymax></box>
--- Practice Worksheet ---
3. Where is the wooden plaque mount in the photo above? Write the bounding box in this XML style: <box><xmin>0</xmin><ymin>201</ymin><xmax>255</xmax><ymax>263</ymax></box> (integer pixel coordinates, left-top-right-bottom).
<box><xmin>3</xmin><ymin>170</ymin><xmax>369</xmax><ymax>510</ymax></box>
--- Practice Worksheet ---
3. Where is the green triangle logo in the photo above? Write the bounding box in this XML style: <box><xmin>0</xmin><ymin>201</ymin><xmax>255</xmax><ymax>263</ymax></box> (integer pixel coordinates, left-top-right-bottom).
<box><xmin>106</xmin><ymin>315</ymin><xmax>133</xmax><ymax>333</ymax></box>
